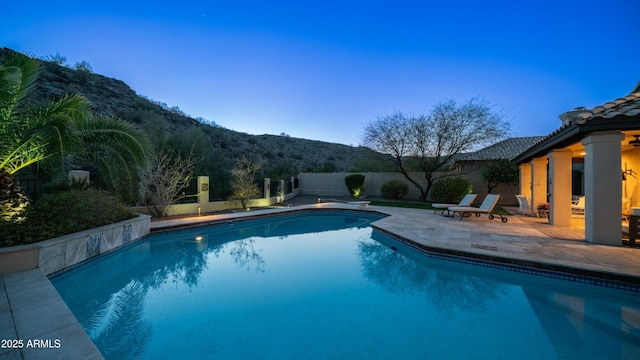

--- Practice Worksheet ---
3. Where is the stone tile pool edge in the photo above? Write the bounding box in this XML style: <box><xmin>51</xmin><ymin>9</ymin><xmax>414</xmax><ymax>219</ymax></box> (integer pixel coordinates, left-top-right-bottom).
<box><xmin>372</xmin><ymin>227</ymin><xmax>640</xmax><ymax>292</ymax></box>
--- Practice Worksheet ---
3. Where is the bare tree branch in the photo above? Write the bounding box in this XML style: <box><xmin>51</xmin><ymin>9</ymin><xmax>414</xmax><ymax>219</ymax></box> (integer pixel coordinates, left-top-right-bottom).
<box><xmin>361</xmin><ymin>98</ymin><xmax>511</xmax><ymax>201</ymax></box>
<box><xmin>138</xmin><ymin>151</ymin><xmax>196</xmax><ymax>217</ymax></box>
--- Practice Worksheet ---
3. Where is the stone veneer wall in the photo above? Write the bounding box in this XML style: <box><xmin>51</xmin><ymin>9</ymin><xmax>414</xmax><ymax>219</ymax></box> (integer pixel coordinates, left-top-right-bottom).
<box><xmin>0</xmin><ymin>214</ymin><xmax>151</xmax><ymax>275</ymax></box>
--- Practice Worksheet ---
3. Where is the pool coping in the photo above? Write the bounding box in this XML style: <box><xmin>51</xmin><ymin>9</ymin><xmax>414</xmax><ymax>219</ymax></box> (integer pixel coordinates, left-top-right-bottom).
<box><xmin>1</xmin><ymin>269</ymin><xmax>104</xmax><ymax>360</ymax></box>
<box><xmin>373</xmin><ymin>227</ymin><xmax>640</xmax><ymax>291</ymax></box>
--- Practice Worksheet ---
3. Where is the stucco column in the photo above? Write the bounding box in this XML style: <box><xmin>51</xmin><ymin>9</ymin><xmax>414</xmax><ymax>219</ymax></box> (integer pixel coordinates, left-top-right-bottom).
<box><xmin>582</xmin><ymin>131</ymin><xmax>625</xmax><ymax>245</ymax></box>
<box><xmin>519</xmin><ymin>163</ymin><xmax>532</xmax><ymax>205</ymax></box>
<box><xmin>548</xmin><ymin>149</ymin><xmax>572</xmax><ymax>226</ymax></box>
<box><xmin>278</xmin><ymin>179</ymin><xmax>285</xmax><ymax>201</ymax></box>
<box><xmin>530</xmin><ymin>157</ymin><xmax>547</xmax><ymax>217</ymax></box>
<box><xmin>69</xmin><ymin>170</ymin><xmax>90</xmax><ymax>184</ymax></box>
<box><xmin>197</xmin><ymin>176</ymin><xmax>209</xmax><ymax>211</ymax></box>
<box><xmin>264</xmin><ymin>178</ymin><xmax>271</xmax><ymax>199</ymax></box>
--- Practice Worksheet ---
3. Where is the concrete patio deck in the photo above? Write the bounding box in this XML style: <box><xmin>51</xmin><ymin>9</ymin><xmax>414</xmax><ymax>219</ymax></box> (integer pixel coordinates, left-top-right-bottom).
<box><xmin>1</xmin><ymin>200</ymin><xmax>638</xmax><ymax>359</ymax></box>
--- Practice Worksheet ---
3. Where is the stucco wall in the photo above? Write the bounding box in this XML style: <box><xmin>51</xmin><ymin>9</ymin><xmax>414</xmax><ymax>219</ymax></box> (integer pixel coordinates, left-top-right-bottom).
<box><xmin>299</xmin><ymin>169</ymin><xmax>519</xmax><ymax>205</ymax></box>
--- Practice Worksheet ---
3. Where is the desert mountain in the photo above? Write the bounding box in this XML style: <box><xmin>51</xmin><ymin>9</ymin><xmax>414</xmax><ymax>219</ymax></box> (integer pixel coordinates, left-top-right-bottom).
<box><xmin>1</xmin><ymin>47</ymin><xmax>389</xmax><ymax>180</ymax></box>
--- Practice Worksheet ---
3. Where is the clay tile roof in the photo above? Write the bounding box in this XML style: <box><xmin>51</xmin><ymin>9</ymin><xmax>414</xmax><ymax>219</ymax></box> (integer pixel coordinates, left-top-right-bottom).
<box><xmin>458</xmin><ymin>136</ymin><xmax>546</xmax><ymax>161</ymax></box>
<box><xmin>571</xmin><ymin>90</ymin><xmax>640</xmax><ymax>124</ymax></box>
<box><xmin>512</xmin><ymin>81</ymin><xmax>640</xmax><ymax>164</ymax></box>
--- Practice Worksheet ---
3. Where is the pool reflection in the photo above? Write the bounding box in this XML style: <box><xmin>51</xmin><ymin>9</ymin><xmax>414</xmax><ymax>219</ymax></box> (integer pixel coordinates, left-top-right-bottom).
<box><xmin>366</xmin><ymin>231</ymin><xmax>640</xmax><ymax>359</ymax></box>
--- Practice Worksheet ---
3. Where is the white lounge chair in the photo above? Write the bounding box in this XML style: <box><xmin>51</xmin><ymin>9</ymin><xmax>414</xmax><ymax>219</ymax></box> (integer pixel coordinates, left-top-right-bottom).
<box><xmin>572</xmin><ymin>196</ymin><xmax>585</xmax><ymax>215</ymax></box>
<box><xmin>448</xmin><ymin>194</ymin><xmax>507</xmax><ymax>222</ymax></box>
<box><xmin>432</xmin><ymin>194</ymin><xmax>477</xmax><ymax>215</ymax></box>
<box><xmin>515</xmin><ymin>195</ymin><xmax>531</xmax><ymax>215</ymax></box>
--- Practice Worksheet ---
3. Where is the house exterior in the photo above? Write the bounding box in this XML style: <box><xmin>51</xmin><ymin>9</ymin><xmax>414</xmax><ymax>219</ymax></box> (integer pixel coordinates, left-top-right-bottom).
<box><xmin>454</xmin><ymin>137</ymin><xmax>544</xmax><ymax>205</ymax></box>
<box><xmin>512</xmin><ymin>82</ymin><xmax>640</xmax><ymax>245</ymax></box>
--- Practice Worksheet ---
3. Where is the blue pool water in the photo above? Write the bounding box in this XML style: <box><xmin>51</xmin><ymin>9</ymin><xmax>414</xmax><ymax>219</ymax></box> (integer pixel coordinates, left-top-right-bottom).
<box><xmin>51</xmin><ymin>211</ymin><xmax>640</xmax><ymax>359</ymax></box>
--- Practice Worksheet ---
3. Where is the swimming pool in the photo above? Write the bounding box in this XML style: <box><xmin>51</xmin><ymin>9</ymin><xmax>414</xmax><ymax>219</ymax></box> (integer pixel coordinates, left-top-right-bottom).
<box><xmin>51</xmin><ymin>210</ymin><xmax>640</xmax><ymax>359</ymax></box>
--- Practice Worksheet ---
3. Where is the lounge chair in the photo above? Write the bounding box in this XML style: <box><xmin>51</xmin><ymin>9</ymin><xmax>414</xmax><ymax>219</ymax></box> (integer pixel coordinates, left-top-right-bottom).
<box><xmin>432</xmin><ymin>194</ymin><xmax>477</xmax><ymax>215</ymax></box>
<box><xmin>571</xmin><ymin>196</ymin><xmax>585</xmax><ymax>215</ymax></box>
<box><xmin>448</xmin><ymin>193</ymin><xmax>507</xmax><ymax>222</ymax></box>
<box><xmin>515</xmin><ymin>195</ymin><xmax>531</xmax><ymax>215</ymax></box>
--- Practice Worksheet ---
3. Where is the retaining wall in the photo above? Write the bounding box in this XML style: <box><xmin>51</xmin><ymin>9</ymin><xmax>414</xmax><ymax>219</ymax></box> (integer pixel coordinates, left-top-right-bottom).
<box><xmin>0</xmin><ymin>214</ymin><xmax>151</xmax><ymax>275</ymax></box>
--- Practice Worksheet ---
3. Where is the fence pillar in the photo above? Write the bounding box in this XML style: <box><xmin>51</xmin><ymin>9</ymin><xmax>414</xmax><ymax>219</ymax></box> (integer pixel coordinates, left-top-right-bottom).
<box><xmin>198</xmin><ymin>176</ymin><xmax>209</xmax><ymax>214</ymax></box>
<box><xmin>69</xmin><ymin>170</ymin><xmax>90</xmax><ymax>184</ymax></box>
<box><xmin>264</xmin><ymin>178</ymin><xmax>270</xmax><ymax>199</ymax></box>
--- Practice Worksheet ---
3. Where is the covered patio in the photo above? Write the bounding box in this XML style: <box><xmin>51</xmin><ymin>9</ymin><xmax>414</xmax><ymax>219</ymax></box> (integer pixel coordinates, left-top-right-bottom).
<box><xmin>512</xmin><ymin>82</ymin><xmax>640</xmax><ymax>246</ymax></box>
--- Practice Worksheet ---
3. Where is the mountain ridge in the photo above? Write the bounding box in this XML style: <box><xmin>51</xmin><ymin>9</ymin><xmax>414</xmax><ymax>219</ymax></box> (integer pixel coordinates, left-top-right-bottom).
<box><xmin>1</xmin><ymin>47</ymin><xmax>389</xmax><ymax>179</ymax></box>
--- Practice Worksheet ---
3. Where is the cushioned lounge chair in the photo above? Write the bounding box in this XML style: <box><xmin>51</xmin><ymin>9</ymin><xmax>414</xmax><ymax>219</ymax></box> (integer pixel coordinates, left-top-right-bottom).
<box><xmin>432</xmin><ymin>194</ymin><xmax>477</xmax><ymax>215</ymax></box>
<box><xmin>448</xmin><ymin>193</ymin><xmax>507</xmax><ymax>222</ymax></box>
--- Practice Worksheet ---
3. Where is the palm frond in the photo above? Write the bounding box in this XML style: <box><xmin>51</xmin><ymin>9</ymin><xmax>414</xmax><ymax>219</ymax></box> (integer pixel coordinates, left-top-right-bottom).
<box><xmin>18</xmin><ymin>94</ymin><xmax>91</xmax><ymax>165</ymax></box>
<box><xmin>0</xmin><ymin>53</ymin><xmax>40</xmax><ymax>120</ymax></box>
<box><xmin>74</xmin><ymin>116</ymin><xmax>150</xmax><ymax>200</ymax></box>
<box><xmin>0</xmin><ymin>136</ymin><xmax>47</xmax><ymax>174</ymax></box>
<box><xmin>76</xmin><ymin>115</ymin><xmax>151</xmax><ymax>163</ymax></box>
<box><xmin>0</xmin><ymin>67</ymin><xmax>22</xmax><ymax>122</ymax></box>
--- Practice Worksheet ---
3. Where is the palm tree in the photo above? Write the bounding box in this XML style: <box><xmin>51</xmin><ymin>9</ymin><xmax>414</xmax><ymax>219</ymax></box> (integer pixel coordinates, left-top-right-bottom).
<box><xmin>1</xmin><ymin>51</ymin><xmax>150</xmax><ymax>219</ymax></box>
<box><xmin>69</xmin><ymin>114</ymin><xmax>152</xmax><ymax>203</ymax></box>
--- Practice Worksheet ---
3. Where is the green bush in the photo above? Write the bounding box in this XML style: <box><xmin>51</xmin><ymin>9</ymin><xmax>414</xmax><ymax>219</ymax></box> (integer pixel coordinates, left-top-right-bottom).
<box><xmin>381</xmin><ymin>180</ymin><xmax>409</xmax><ymax>199</ymax></box>
<box><xmin>0</xmin><ymin>189</ymin><xmax>137</xmax><ymax>247</ymax></box>
<box><xmin>344</xmin><ymin>174</ymin><xmax>365</xmax><ymax>197</ymax></box>
<box><xmin>430</xmin><ymin>177</ymin><xmax>472</xmax><ymax>203</ymax></box>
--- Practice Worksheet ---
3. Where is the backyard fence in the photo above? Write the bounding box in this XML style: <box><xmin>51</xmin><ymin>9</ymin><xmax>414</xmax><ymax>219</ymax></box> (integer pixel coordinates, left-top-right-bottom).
<box><xmin>150</xmin><ymin>175</ymin><xmax>300</xmax><ymax>216</ymax></box>
<box><xmin>17</xmin><ymin>178</ymin><xmax>43</xmax><ymax>204</ymax></box>
<box><xmin>209</xmin><ymin>179</ymin><xmax>233</xmax><ymax>201</ymax></box>
<box><xmin>175</xmin><ymin>177</ymin><xmax>199</xmax><ymax>204</ymax></box>
<box><xmin>297</xmin><ymin>172</ymin><xmax>519</xmax><ymax>205</ymax></box>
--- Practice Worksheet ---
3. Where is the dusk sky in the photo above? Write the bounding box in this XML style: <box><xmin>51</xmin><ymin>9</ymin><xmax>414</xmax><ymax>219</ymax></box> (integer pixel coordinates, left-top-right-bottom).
<box><xmin>3</xmin><ymin>1</ymin><xmax>639</xmax><ymax>146</ymax></box>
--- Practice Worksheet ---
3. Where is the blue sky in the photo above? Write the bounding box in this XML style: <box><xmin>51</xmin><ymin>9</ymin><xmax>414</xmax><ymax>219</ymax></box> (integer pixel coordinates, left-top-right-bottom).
<box><xmin>2</xmin><ymin>0</ymin><xmax>639</xmax><ymax>146</ymax></box>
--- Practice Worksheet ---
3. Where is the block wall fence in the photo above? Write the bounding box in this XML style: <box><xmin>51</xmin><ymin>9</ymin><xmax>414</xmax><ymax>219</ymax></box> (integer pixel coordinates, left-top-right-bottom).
<box><xmin>298</xmin><ymin>171</ymin><xmax>519</xmax><ymax>206</ymax></box>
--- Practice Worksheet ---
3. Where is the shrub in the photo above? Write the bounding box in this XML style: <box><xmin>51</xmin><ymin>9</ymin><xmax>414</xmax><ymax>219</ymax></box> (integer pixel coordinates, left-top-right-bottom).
<box><xmin>380</xmin><ymin>180</ymin><xmax>409</xmax><ymax>199</ymax></box>
<box><xmin>230</xmin><ymin>156</ymin><xmax>266</xmax><ymax>209</ymax></box>
<box><xmin>344</xmin><ymin>174</ymin><xmax>365</xmax><ymax>197</ymax></box>
<box><xmin>0</xmin><ymin>189</ymin><xmax>137</xmax><ymax>247</ymax></box>
<box><xmin>430</xmin><ymin>177</ymin><xmax>472</xmax><ymax>203</ymax></box>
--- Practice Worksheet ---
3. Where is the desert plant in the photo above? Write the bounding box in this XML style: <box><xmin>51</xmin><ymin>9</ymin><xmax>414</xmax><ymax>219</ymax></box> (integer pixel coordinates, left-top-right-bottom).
<box><xmin>430</xmin><ymin>177</ymin><xmax>472</xmax><ymax>203</ymax></box>
<box><xmin>230</xmin><ymin>156</ymin><xmax>266</xmax><ymax>209</ymax></box>
<box><xmin>41</xmin><ymin>53</ymin><xmax>67</xmax><ymax>66</ymax></box>
<box><xmin>73</xmin><ymin>60</ymin><xmax>93</xmax><ymax>73</ymax></box>
<box><xmin>139</xmin><ymin>151</ymin><xmax>197</xmax><ymax>218</ymax></box>
<box><xmin>380</xmin><ymin>180</ymin><xmax>409</xmax><ymax>199</ymax></box>
<box><xmin>345</xmin><ymin>174</ymin><xmax>365</xmax><ymax>197</ymax></box>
